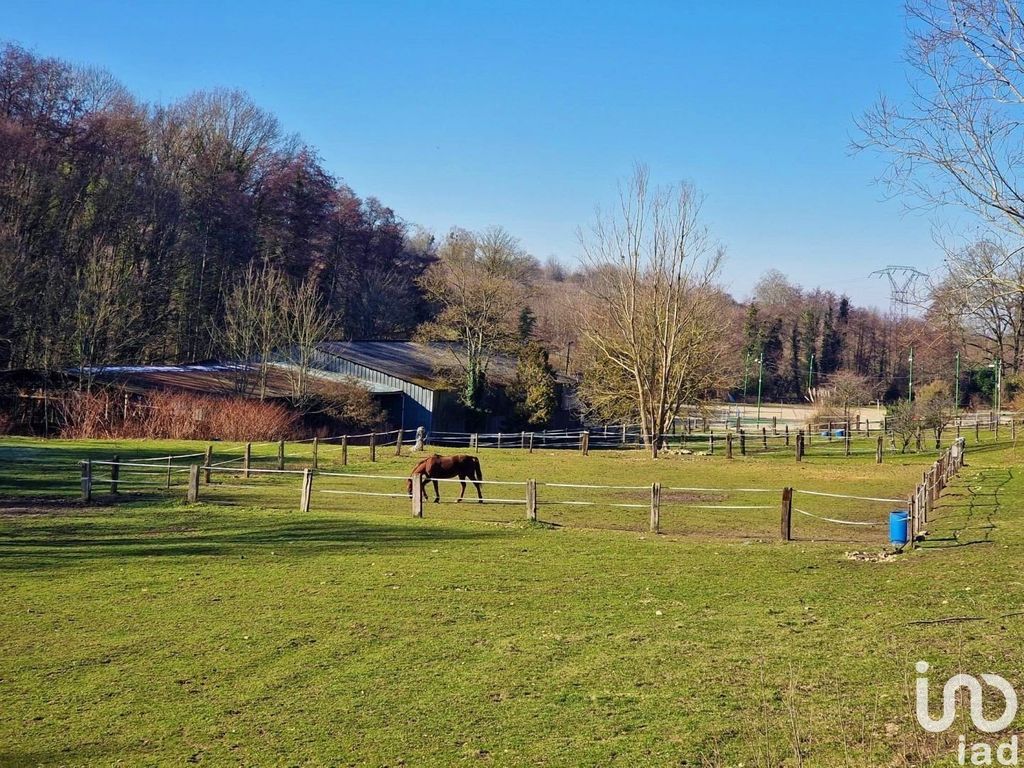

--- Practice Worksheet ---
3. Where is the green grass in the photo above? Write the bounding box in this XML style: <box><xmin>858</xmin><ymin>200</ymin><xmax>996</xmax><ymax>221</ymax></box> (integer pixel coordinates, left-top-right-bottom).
<box><xmin>1</xmin><ymin>437</ymin><xmax>1022</xmax><ymax>766</ymax></box>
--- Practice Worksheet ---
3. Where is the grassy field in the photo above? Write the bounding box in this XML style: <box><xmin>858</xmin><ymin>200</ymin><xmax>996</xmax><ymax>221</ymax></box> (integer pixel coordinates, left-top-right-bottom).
<box><xmin>1</xmin><ymin>436</ymin><xmax>1022</xmax><ymax>766</ymax></box>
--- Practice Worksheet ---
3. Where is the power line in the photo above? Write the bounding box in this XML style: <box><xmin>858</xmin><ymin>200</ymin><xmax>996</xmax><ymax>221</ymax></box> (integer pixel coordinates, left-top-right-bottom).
<box><xmin>868</xmin><ymin>265</ymin><xmax>927</xmax><ymax>319</ymax></box>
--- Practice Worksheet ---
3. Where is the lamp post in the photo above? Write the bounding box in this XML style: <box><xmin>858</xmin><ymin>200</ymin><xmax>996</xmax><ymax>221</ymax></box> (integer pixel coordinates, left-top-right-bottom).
<box><xmin>988</xmin><ymin>358</ymin><xmax>1003</xmax><ymax>420</ymax></box>
<box><xmin>756</xmin><ymin>354</ymin><xmax>765</xmax><ymax>423</ymax></box>
<box><xmin>742</xmin><ymin>351</ymin><xmax>751</xmax><ymax>400</ymax></box>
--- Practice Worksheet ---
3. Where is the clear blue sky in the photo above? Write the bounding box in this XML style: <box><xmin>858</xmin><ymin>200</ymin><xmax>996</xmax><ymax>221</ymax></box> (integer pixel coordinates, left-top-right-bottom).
<box><xmin>5</xmin><ymin>0</ymin><xmax>950</xmax><ymax>308</ymax></box>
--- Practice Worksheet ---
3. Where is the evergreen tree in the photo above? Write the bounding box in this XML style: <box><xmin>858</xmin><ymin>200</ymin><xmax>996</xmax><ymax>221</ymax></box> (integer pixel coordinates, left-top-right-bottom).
<box><xmin>508</xmin><ymin>343</ymin><xmax>557</xmax><ymax>428</ymax></box>
<box><xmin>789</xmin><ymin>321</ymin><xmax>802</xmax><ymax>400</ymax></box>
<box><xmin>820</xmin><ymin>302</ymin><xmax>844</xmax><ymax>374</ymax></box>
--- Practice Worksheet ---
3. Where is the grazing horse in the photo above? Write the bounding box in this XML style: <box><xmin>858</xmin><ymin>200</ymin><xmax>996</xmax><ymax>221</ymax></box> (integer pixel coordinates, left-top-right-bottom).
<box><xmin>407</xmin><ymin>454</ymin><xmax>483</xmax><ymax>503</ymax></box>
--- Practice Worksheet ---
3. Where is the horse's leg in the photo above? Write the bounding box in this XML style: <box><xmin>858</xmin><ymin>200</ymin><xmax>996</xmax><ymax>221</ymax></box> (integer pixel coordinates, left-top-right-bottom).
<box><xmin>432</xmin><ymin>479</ymin><xmax>440</xmax><ymax>503</ymax></box>
<box><xmin>457</xmin><ymin>477</ymin><xmax>466</xmax><ymax>502</ymax></box>
<box><xmin>420</xmin><ymin>475</ymin><xmax>428</xmax><ymax>501</ymax></box>
<box><xmin>474</xmin><ymin>476</ymin><xmax>483</xmax><ymax>503</ymax></box>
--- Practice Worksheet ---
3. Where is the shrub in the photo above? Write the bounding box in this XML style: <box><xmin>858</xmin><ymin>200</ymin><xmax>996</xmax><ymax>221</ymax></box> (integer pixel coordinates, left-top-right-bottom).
<box><xmin>59</xmin><ymin>388</ymin><xmax>297</xmax><ymax>441</ymax></box>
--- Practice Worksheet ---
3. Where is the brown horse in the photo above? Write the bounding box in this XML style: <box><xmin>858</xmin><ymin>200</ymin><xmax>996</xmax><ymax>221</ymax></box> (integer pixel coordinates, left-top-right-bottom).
<box><xmin>407</xmin><ymin>454</ymin><xmax>483</xmax><ymax>503</ymax></box>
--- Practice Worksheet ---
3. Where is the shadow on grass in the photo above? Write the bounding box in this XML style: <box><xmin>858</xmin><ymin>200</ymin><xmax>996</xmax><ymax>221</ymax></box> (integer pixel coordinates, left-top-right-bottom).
<box><xmin>0</xmin><ymin>511</ymin><xmax>502</xmax><ymax>571</ymax></box>
<box><xmin>920</xmin><ymin>468</ymin><xmax>1013</xmax><ymax>549</ymax></box>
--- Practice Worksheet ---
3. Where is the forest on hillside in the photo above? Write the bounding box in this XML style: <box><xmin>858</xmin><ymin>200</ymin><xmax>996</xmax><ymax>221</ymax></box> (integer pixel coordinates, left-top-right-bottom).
<box><xmin>1</xmin><ymin>42</ymin><xmax>1021</xmax><ymax>436</ymax></box>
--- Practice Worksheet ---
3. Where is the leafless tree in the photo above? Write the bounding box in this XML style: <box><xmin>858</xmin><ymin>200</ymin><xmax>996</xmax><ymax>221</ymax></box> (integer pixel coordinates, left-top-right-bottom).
<box><xmin>575</xmin><ymin>165</ymin><xmax>729</xmax><ymax>457</ymax></box>
<box><xmin>857</xmin><ymin>1</ymin><xmax>1024</xmax><ymax>238</ymax></box>
<box><xmin>417</xmin><ymin>226</ymin><xmax>535</xmax><ymax>411</ymax></box>
<box><xmin>929</xmin><ymin>239</ymin><xmax>1024</xmax><ymax>372</ymax></box>
<box><xmin>220</xmin><ymin>265</ymin><xmax>288</xmax><ymax>399</ymax></box>
<box><xmin>280</xmin><ymin>276</ymin><xmax>336</xmax><ymax>405</ymax></box>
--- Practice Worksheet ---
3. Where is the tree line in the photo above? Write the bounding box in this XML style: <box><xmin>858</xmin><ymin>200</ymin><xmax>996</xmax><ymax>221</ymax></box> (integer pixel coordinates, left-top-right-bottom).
<box><xmin>4</xmin><ymin>31</ymin><xmax>1023</xmax><ymax>447</ymax></box>
<box><xmin>0</xmin><ymin>43</ymin><xmax>432</xmax><ymax>376</ymax></box>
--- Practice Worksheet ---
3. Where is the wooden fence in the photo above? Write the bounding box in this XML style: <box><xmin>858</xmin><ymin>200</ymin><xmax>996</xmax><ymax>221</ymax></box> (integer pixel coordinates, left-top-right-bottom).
<box><xmin>75</xmin><ymin>440</ymin><xmax>972</xmax><ymax>545</ymax></box>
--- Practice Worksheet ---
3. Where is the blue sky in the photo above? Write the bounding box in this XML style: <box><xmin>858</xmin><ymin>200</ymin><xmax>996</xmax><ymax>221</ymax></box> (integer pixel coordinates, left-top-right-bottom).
<box><xmin>4</xmin><ymin>0</ymin><xmax>951</xmax><ymax>308</ymax></box>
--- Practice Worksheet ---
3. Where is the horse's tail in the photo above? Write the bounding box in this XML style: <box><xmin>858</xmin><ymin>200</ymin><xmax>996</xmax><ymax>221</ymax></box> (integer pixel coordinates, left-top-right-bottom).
<box><xmin>472</xmin><ymin>455</ymin><xmax>483</xmax><ymax>481</ymax></box>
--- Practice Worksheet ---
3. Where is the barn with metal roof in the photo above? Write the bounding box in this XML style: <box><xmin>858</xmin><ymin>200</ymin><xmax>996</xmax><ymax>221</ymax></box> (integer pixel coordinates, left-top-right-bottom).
<box><xmin>310</xmin><ymin>341</ymin><xmax>575</xmax><ymax>432</ymax></box>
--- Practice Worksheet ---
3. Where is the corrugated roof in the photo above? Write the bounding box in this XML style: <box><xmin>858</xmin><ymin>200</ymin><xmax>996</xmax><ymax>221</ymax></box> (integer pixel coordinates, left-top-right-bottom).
<box><xmin>80</xmin><ymin>364</ymin><xmax>400</xmax><ymax>398</ymax></box>
<box><xmin>316</xmin><ymin>341</ymin><xmax>568</xmax><ymax>389</ymax></box>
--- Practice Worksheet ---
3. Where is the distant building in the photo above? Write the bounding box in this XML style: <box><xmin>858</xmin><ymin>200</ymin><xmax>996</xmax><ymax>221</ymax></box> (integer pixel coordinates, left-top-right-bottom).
<box><xmin>47</xmin><ymin>341</ymin><xmax>576</xmax><ymax>435</ymax></box>
<box><xmin>311</xmin><ymin>341</ymin><xmax>576</xmax><ymax>432</ymax></box>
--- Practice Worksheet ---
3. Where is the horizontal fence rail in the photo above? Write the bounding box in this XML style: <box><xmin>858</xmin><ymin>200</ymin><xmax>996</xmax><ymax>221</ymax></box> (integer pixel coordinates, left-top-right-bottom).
<box><xmin>72</xmin><ymin>435</ymin><xmax>974</xmax><ymax>544</ymax></box>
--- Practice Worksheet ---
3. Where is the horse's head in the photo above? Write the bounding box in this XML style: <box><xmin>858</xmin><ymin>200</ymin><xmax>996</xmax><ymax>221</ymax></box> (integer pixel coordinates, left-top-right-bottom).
<box><xmin>406</xmin><ymin>476</ymin><xmax>413</xmax><ymax>497</ymax></box>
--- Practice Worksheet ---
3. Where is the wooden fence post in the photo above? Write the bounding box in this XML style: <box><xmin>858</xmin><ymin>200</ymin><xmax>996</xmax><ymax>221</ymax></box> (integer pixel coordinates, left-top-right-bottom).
<box><xmin>772</xmin><ymin>416</ymin><xmax>777</xmax><ymax>435</ymax></box>
<box><xmin>412</xmin><ymin>475</ymin><xmax>424</xmax><ymax>518</ymax></box>
<box><xmin>785</xmin><ymin>424</ymin><xmax>790</xmax><ymax>446</ymax></box>
<box><xmin>341</xmin><ymin>435</ymin><xmax>348</xmax><ymax>466</ymax></box>
<box><xmin>278</xmin><ymin>440</ymin><xmax>285</xmax><ymax>470</ymax></box>
<box><xmin>739</xmin><ymin>429</ymin><xmax>746</xmax><ymax>456</ymax></box>
<box><xmin>844</xmin><ymin>429</ymin><xmax>851</xmax><ymax>457</ymax></box>
<box><xmin>299</xmin><ymin>468</ymin><xmax>313</xmax><ymax>513</ymax></box>
<box><xmin>528</xmin><ymin>433</ymin><xmax>534</xmax><ymax>454</ymax></box>
<box><xmin>876</xmin><ymin>435</ymin><xmax>884</xmax><ymax>464</ymax></box>
<box><xmin>780</xmin><ymin>487</ymin><xmax>793</xmax><ymax>541</ymax></box>
<box><xmin>915</xmin><ymin>428</ymin><xmax>922</xmax><ymax>453</ymax></box>
<box><xmin>187</xmin><ymin>464</ymin><xmax>200</xmax><ymax>504</ymax></box>
<box><xmin>369</xmin><ymin>432</ymin><xmax>376</xmax><ymax>462</ymax></box>
<box><xmin>394</xmin><ymin>430</ymin><xmax>402</xmax><ymax>457</ymax></box>
<box><xmin>312</xmin><ymin>437</ymin><xmax>319</xmax><ymax>469</ymax></box>
<box><xmin>795</xmin><ymin>431</ymin><xmax>804</xmax><ymax>462</ymax></box>
<box><xmin>762</xmin><ymin>427</ymin><xmax>768</xmax><ymax>450</ymax></box>
<box><xmin>708</xmin><ymin>431</ymin><xmax>715</xmax><ymax>455</ymax></box>
<box><xmin>827</xmin><ymin>421</ymin><xmax>833</xmax><ymax>441</ymax></box>
<box><xmin>726</xmin><ymin>432</ymin><xmax>734</xmax><ymax>459</ymax></box>
<box><xmin>81</xmin><ymin>460</ymin><xmax>92</xmax><ymax>503</ymax></box>
<box><xmin>521</xmin><ymin>431</ymin><xmax>526</xmax><ymax>450</ymax></box>
<box><xmin>583</xmin><ymin>431</ymin><xmax>590</xmax><ymax>456</ymax></box>
<box><xmin>243</xmin><ymin>442</ymin><xmax>251</xmax><ymax>479</ymax></box>
<box><xmin>165</xmin><ymin>457</ymin><xmax>172</xmax><ymax>489</ymax></box>
<box><xmin>975</xmin><ymin>421</ymin><xmax>980</xmax><ymax>443</ymax></box>
<box><xmin>649</xmin><ymin>482</ymin><xmax>661</xmax><ymax>533</ymax></box>
<box><xmin>110</xmin><ymin>454</ymin><xmax>120</xmax><ymax>494</ymax></box>
<box><xmin>204</xmin><ymin>445</ymin><xmax>213</xmax><ymax>484</ymax></box>
<box><xmin>526</xmin><ymin>479</ymin><xmax>537</xmax><ymax>521</ymax></box>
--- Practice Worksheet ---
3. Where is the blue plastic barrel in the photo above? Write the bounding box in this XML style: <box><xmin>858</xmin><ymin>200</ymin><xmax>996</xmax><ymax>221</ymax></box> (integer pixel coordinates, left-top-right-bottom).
<box><xmin>889</xmin><ymin>510</ymin><xmax>910</xmax><ymax>546</ymax></box>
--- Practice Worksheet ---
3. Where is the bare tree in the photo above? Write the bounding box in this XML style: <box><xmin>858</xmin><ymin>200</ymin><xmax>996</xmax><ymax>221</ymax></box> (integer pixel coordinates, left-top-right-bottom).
<box><xmin>929</xmin><ymin>239</ymin><xmax>1024</xmax><ymax>372</ymax></box>
<box><xmin>575</xmin><ymin>165</ymin><xmax>729</xmax><ymax>457</ymax></box>
<box><xmin>857</xmin><ymin>1</ymin><xmax>1024</xmax><ymax>244</ymax></box>
<box><xmin>417</xmin><ymin>227</ymin><xmax>535</xmax><ymax>413</ymax></box>
<box><xmin>280</xmin><ymin>276</ymin><xmax>336</xmax><ymax>405</ymax></box>
<box><xmin>220</xmin><ymin>265</ymin><xmax>288</xmax><ymax>399</ymax></box>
